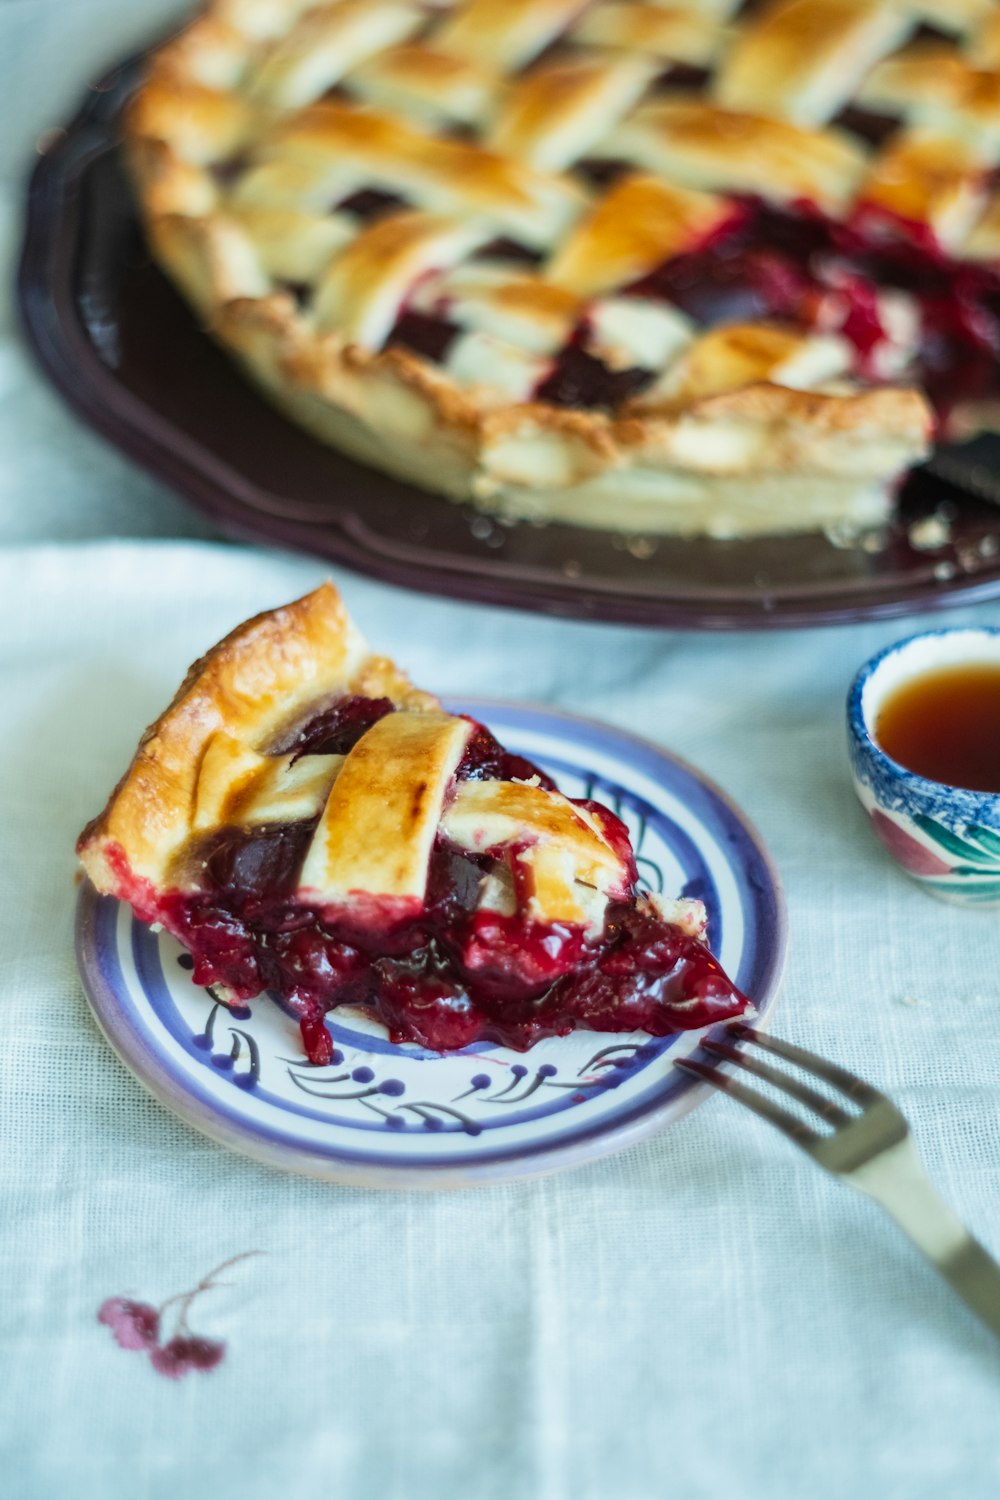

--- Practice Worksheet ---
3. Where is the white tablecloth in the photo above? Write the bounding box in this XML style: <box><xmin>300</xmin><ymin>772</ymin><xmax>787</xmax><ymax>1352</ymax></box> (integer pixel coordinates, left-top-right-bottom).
<box><xmin>4</xmin><ymin>5</ymin><xmax>1000</xmax><ymax>1498</ymax></box>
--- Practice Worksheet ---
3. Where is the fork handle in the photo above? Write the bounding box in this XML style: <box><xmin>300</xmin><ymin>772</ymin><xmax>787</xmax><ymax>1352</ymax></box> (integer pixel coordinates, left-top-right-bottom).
<box><xmin>849</xmin><ymin>1135</ymin><xmax>1000</xmax><ymax>1340</ymax></box>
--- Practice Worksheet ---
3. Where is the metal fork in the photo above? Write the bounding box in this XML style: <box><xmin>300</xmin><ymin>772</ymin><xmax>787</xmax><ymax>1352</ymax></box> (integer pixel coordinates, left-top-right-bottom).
<box><xmin>677</xmin><ymin>1021</ymin><xmax>1000</xmax><ymax>1340</ymax></box>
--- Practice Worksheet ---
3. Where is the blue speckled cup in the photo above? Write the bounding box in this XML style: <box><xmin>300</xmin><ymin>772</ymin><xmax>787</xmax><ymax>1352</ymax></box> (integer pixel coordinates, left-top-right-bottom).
<box><xmin>848</xmin><ymin>627</ymin><xmax>1000</xmax><ymax>906</ymax></box>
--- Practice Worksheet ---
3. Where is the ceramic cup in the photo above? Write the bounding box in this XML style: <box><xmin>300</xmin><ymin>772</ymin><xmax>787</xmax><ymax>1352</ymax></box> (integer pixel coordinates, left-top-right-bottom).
<box><xmin>848</xmin><ymin>627</ymin><xmax>1000</xmax><ymax>906</ymax></box>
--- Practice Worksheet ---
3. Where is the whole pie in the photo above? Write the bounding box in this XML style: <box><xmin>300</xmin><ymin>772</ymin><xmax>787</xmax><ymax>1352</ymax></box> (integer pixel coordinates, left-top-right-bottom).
<box><xmin>77</xmin><ymin>584</ymin><xmax>748</xmax><ymax>1058</ymax></box>
<box><xmin>125</xmin><ymin>0</ymin><xmax>1000</xmax><ymax>539</ymax></box>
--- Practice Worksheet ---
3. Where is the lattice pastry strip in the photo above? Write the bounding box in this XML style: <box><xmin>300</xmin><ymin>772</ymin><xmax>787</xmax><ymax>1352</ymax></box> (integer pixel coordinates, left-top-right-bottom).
<box><xmin>229</xmin><ymin>151</ymin><xmax>363</xmax><ymax>213</ymax></box>
<box><xmin>634</xmin><ymin>322</ymin><xmax>853</xmax><ymax>408</ymax></box>
<box><xmin>298</xmin><ymin>710</ymin><xmax>471</xmax><ymax>905</ymax></box>
<box><xmin>259</xmin><ymin>98</ymin><xmax>587</xmax><ymax>245</ymax></box>
<box><xmin>594</xmin><ymin>98</ymin><xmax>870</xmax><ymax>209</ymax></box>
<box><xmin>485</xmin><ymin>50</ymin><xmax>657</xmax><ymax>171</ymax></box>
<box><xmin>545</xmin><ymin>173</ymin><xmax>734</xmax><ymax>299</ymax></box>
<box><xmin>714</xmin><ymin>0</ymin><xmax>915</xmax><ymax>128</ymax></box>
<box><xmin>311</xmin><ymin>212</ymin><xmax>491</xmax><ymax>345</ymax></box>
<box><xmin>444</xmin><ymin>333</ymin><xmax>552</xmax><ymax>403</ymax></box>
<box><xmin>411</xmin><ymin>262</ymin><xmax>581</xmax><ymax>354</ymax></box>
<box><xmin>918</xmin><ymin>0</ymin><xmax>996</xmax><ymax>40</ymax></box>
<box><xmin>81</xmin><ymin>582</ymin><xmax>634</xmax><ymax>932</ymax></box>
<box><xmin>191</xmin><ymin>734</ymin><xmax>344</xmax><ymax>831</ymax></box>
<box><xmin>442</xmin><ymin>779</ymin><xmax>632</xmax><ymax>925</ymax></box>
<box><xmin>859</xmin><ymin>41</ymin><xmax>1000</xmax><ymax>147</ymax></box>
<box><xmin>242</xmin><ymin>0</ymin><xmax>424</xmax><ymax>109</ymax></box>
<box><xmin>586</xmin><ymin>297</ymin><xmax>695</xmax><ymax>372</ymax></box>
<box><xmin>184</xmin><ymin>706</ymin><xmax>632</xmax><ymax>930</ymax></box>
<box><xmin>572</xmin><ymin>3</ymin><xmax>732</xmax><ymax>66</ymax></box>
<box><xmin>210</xmin><ymin>0</ymin><xmax>319</xmax><ymax>44</ymax></box>
<box><xmin>224</xmin><ymin>202</ymin><xmax>356</xmax><ymax>282</ymax></box>
<box><xmin>969</xmin><ymin>10</ymin><xmax>1000</xmax><ymax>66</ymax></box>
<box><xmin>346</xmin><ymin>43</ymin><xmax>496</xmax><ymax>125</ymax></box>
<box><xmin>859</xmin><ymin>128</ymin><xmax>991</xmax><ymax>250</ymax></box>
<box><xmin>432</xmin><ymin>0</ymin><xmax>590</xmax><ymax>72</ymax></box>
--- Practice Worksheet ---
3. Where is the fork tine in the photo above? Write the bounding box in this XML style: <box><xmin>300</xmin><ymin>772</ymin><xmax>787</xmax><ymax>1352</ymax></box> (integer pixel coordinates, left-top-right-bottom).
<box><xmin>676</xmin><ymin>1059</ymin><xmax>821</xmax><ymax>1146</ymax></box>
<box><xmin>726</xmin><ymin>1022</ymin><xmax>882</xmax><ymax>1106</ymax></box>
<box><xmin>701</xmin><ymin>1038</ymin><xmax>854</xmax><ymax>1129</ymax></box>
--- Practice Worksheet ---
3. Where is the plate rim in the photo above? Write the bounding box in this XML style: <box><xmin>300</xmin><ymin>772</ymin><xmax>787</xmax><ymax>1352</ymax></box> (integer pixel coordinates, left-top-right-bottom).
<box><xmin>18</xmin><ymin>49</ymin><xmax>1000</xmax><ymax>631</ymax></box>
<box><xmin>74</xmin><ymin>699</ymin><xmax>788</xmax><ymax>1188</ymax></box>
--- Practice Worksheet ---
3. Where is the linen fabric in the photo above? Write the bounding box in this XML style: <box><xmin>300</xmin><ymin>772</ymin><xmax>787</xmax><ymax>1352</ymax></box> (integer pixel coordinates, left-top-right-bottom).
<box><xmin>2</xmin><ymin>540</ymin><xmax>1000</xmax><ymax>1499</ymax></box>
<box><xmin>3</xmin><ymin>1</ymin><xmax>1000</xmax><ymax>1494</ymax></box>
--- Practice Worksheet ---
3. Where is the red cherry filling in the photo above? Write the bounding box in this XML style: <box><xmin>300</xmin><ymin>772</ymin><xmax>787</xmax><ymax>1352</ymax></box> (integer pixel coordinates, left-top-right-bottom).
<box><xmin>130</xmin><ymin>703</ymin><xmax>747</xmax><ymax>1058</ymax></box>
<box><xmin>156</xmin><ymin>846</ymin><xmax>747</xmax><ymax>1058</ymax></box>
<box><xmin>152</xmin><ymin>870</ymin><xmax>749</xmax><ymax>1057</ymax></box>
<box><xmin>535</xmin><ymin>345</ymin><xmax>650</xmax><ymax>411</ymax></box>
<box><xmin>281</xmin><ymin>694</ymin><xmax>396</xmax><ymax>758</ymax></box>
<box><xmin>455</xmin><ymin>719</ymin><xmax>558</xmax><ymax>788</ymax></box>
<box><xmin>369</xmin><ymin>190</ymin><xmax>1000</xmax><ymax>431</ymax></box>
<box><xmin>387</xmin><ymin>310</ymin><xmax>460</xmax><ymax>364</ymax></box>
<box><xmin>335</xmin><ymin>187</ymin><xmax>410</xmax><ymax>223</ymax></box>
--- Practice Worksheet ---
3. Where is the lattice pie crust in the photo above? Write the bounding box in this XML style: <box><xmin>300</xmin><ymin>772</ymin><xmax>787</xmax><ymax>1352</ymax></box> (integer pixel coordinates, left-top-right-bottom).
<box><xmin>123</xmin><ymin>0</ymin><xmax>1000</xmax><ymax>537</ymax></box>
<box><xmin>77</xmin><ymin>584</ymin><xmax>746</xmax><ymax>1054</ymax></box>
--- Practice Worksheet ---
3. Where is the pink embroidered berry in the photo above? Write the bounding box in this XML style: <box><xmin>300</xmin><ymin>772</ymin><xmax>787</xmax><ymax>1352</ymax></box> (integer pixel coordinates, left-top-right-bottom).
<box><xmin>97</xmin><ymin>1298</ymin><xmax>160</xmax><ymax>1351</ymax></box>
<box><xmin>98</xmin><ymin>1253</ymin><xmax>258</xmax><ymax>1378</ymax></box>
<box><xmin>149</xmin><ymin>1340</ymin><xmax>191</xmax><ymax>1380</ymax></box>
<box><xmin>178</xmin><ymin>1335</ymin><xmax>226</xmax><ymax>1371</ymax></box>
<box><xmin>149</xmin><ymin>1335</ymin><xmax>227</xmax><ymax>1379</ymax></box>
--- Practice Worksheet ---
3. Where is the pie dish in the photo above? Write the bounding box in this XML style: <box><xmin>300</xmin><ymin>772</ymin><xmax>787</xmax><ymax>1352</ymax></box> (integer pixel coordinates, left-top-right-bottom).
<box><xmin>120</xmin><ymin>0</ymin><xmax>1000</xmax><ymax>540</ymax></box>
<box><xmin>76</xmin><ymin>584</ymin><xmax>749</xmax><ymax>1059</ymax></box>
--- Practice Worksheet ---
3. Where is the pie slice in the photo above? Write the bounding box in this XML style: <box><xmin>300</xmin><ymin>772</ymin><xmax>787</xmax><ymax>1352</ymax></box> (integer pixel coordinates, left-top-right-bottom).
<box><xmin>77</xmin><ymin>584</ymin><xmax>748</xmax><ymax>1059</ymax></box>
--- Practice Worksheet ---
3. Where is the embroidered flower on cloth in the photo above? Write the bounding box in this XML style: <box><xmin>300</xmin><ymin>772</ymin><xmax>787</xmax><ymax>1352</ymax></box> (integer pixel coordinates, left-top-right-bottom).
<box><xmin>98</xmin><ymin>1253</ymin><xmax>260</xmax><ymax>1379</ymax></box>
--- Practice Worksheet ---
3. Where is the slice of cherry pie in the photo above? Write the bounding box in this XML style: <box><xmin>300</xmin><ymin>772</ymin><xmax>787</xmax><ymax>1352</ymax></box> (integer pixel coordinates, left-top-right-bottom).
<box><xmin>117</xmin><ymin>0</ymin><xmax>1000</xmax><ymax>539</ymax></box>
<box><xmin>77</xmin><ymin>584</ymin><xmax>748</xmax><ymax>1059</ymax></box>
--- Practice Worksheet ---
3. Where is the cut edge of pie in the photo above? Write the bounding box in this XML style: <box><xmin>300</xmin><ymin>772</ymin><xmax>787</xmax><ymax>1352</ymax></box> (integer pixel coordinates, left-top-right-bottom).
<box><xmin>116</xmin><ymin>0</ymin><xmax>957</xmax><ymax>540</ymax></box>
<box><xmin>78</xmin><ymin>582</ymin><xmax>750</xmax><ymax>1057</ymax></box>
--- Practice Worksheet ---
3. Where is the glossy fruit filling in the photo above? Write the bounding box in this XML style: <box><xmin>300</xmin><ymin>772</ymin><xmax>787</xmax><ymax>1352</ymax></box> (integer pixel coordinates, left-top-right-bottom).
<box><xmin>383</xmin><ymin>194</ymin><xmax>1000</xmax><ymax>427</ymax></box>
<box><xmin>121</xmin><ymin>701</ymin><xmax>748</xmax><ymax>1059</ymax></box>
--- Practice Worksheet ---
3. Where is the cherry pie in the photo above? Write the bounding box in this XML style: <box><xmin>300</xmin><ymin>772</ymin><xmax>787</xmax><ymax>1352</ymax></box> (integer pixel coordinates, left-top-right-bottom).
<box><xmin>77</xmin><ymin>584</ymin><xmax>748</xmax><ymax>1058</ymax></box>
<box><xmin>126</xmin><ymin>0</ymin><xmax>1000</xmax><ymax>538</ymax></box>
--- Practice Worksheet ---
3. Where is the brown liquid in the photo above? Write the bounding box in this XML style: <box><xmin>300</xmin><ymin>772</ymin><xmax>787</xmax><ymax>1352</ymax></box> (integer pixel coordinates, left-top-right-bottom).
<box><xmin>875</xmin><ymin>664</ymin><xmax>1000</xmax><ymax>792</ymax></box>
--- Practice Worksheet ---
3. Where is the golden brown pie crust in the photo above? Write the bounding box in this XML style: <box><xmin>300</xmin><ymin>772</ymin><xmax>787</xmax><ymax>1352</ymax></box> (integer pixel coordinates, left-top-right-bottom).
<box><xmin>119</xmin><ymin>0</ymin><xmax>955</xmax><ymax>536</ymax></box>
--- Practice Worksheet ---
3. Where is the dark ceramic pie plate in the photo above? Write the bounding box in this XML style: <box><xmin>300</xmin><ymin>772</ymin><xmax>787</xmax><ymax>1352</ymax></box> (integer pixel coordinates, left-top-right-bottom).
<box><xmin>17</xmin><ymin>50</ymin><xmax>1000</xmax><ymax>628</ymax></box>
